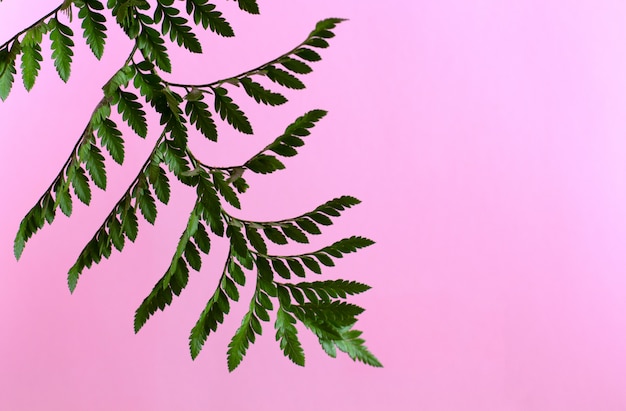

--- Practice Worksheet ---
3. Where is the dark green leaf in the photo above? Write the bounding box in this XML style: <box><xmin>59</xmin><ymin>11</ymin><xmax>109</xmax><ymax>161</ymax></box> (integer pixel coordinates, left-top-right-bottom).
<box><xmin>324</xmin><ymin>328</ymin><xmax>382</xmax><ymax>368</ymax></box>
<box><xmin>245</xmin><ymin>226</ymin><xmax>267</xmax><ymax>255</ymax></box>
<box><xmin>308</xmin><ymin>212</ymin><xmax>332</xmax><ymax>226</ymax></box>
<box><xmin>154</xmin><ymin>3</ymin><xmax>203</xmax><ymax>53</ymax></box>
<box><xmin>189</xmin><ymin>287</ymin><xmax>230</xmax><ymax>359</ymax></box>
<box><xmin>96</xmin><ymin>118</ymin><xmax>125</xmax><ymax>164</ymax></box>
<box><xmin>85</xmin><ymin>143</ymin><xmax>107</xmax><ymax>190</ymax></box>
<box><xmin>228</xmin><ymin>259</ymin><xmax>246</xmax><ymax>286</ymax></box>
<box><xmin>294</xmin><ymin>48</ymin><xmax>321</xmax><ymax>62</ymax></box>
<box><xmin>235</xmin><ymin>0</ymin><xmax>259</xmax><ymax>14</ymax></box>
<box><xmin>275</xmin><ymin>307</ymin><xmax>305</xmax><ymax>366</ymax></box>
<box><xmin>265</xmin><ymin>66</ymin><xmax>305</xmax><ymax>90</ymax></box>
<box><xmin>108</xmin><ymin>215</ymin><xmax>125</xmax><ymax>251</ymax></box>
<box><xmin>296</xmin><ymin>218</ymin><xmax>320</xmax><ymax>235</ymax></box>
<box><xmin>138</xmin><ymin>189</ymin><xmax>157</xmax><ymax>224</ymax></box>
<box><xmin>20</xmin><ymin>34</ymin><xmax>43</xmax><ymax>91</ymax></box>
<box><xmin>78</xmin><ymin>0</ymin><xmax>107</xmax><ymax>59</ymax></box>
<box><xmin>213</xmin><ymin>172</ymin><xmax>240</xmax><ymax>209</ymax></box>
<box><xmin>123</xmin><ymin>208</ymin><xmax>139</xmax><ymax>241</ymax></box>
<box><xmin>269</xmin><ymin>143</ymin><xmax>298</xmax><ymax>157</ymax></box>
<box><xmin>227</xmin><ymin>224</ymin><xmax>248</xmax><ymax>259</ymax></box>
<box><xmin>137</xmin><ymin>24</ymin><xmax>171</xmax><ymax>72</ymax></box>
<box><xmin>263</xmin><ymin>226</ymin><xmax>288</xmax><ymax>245</ymax></box>
<box><xmin>0</xmin><ymin>47</ymin><xmax>17</xmax><ymax>101</ymax></box>
<box><xmin>323</xmin><ymin>236</ymin><xmax>375</xmax><ymax>256</ymax></box>
<box><xmin>271</xmin><ymin>258</ymin><xmax>290</xmax><ymax>279</ymax></box>
<box><xmin>313</xmin><ymin>252</ymin><xmax>334</xmax><ymax>267</ymax></box>
<box><xmin>57</xmin><ymin>187</ymin><xmax>73</xmax><ymax>217</ymax></box>
<box><xmin>227</xmin><ymin>311</ymin><xmax>254</xmax><ymax>371</ymax></box>
<box><xmin>184</xmin><ymin>241</ymin><xmax>202</xmax><ymax>271</ymax></box>
<box><xmin>72</xmin><ymin>166</ymin><xmax>92</xmax><ymax>205</ymax></box>
<box><xmin>301</xmin><ymin>256</ymin><xmax>321</xmax><ymax>274</ymax></box>
<box><xmin>151</xmin><ymin>166</ymin><xmax>171</xmax><ymax>204</ymax></box>
<box><xmin>282</xmin><ymin>224</ymin><xmax>308</xmax><ymax>244</ymax></box>
<box><xmin>49</xmin><ymin>18</ymin><xmax>75</xmax><ymax>82</ymax></box>
<box><xmin>304</xmin><ymin>37</ymin><xmax>329</xmax><ymax>49</ymax></box>
<box><xmin>184</xmin><ymin>0</ymin><xmax>234</xmax><ymax>36</ymax></box>
<box><xmin>286</xmin><ymin>258</ymin><xmax>305</xmax><ymax>277</ymax></box>
<box><xmin>193</xmin><ymin>222</ymin><xmax>211</xmax><ymax>254</ymax></box>
<box><xmin>240</xmin><ymin>77</ymin><xmax>287</xmax><ymax>106</ymax></box>
<box><xmin>221</xmin><ymin>275</ymin><xmax>239</xmax><ymax>301</ymax></box>
<box><xmin>185</xmin><ymin>98</ymin><xmax>218</xmax><ymax>141</ymax></box>
<box><xmin>213</xmin><ymin>86</ymin><xmax>253</xmax><ymax>134</ymax></box>
<box><xmin>232</xmin><ymin>177</ymin><xmax>249</xmax><ymax>194</ymax></box>
<box><xmin>280</xmin><ymin>57</ymin><xmax>312</xmax><ymax>74</ymax></box>
<box><xmin>115</xmin><ymin>89</ymin><xmax>148</xmax><ymax>137</ymax></box>
<box><xmin>245</xmin><ymin>154</ymin><xmax>285</xmax><ymax>174</ymax></box>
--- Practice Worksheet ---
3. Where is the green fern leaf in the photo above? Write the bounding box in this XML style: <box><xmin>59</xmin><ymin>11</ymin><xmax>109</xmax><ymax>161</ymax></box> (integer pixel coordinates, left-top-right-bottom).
<box><xmin>245</xmin><ymin>154</ymin><xmax>285</xmax><ymax>174</ymax></box>
<box><xmin>154</xmin><ymin>3</ymin><xmax>203</xmax><ymax>53</ymax></box>
<box><xmin>122</xmin><ymin>208</ymin><xmax>139</xmax><ymax>241</ymax></box>
<box><xmin>274</xmin><ymin>307</ymin><xmax>305</xmax><ymax>366</ymax></box>
<box><xmin>134</xmin><ymin>273</ymin><xmax>178</xmax><ymax>332</ymax></box>
<box><xmin>192</xmin><ymin>221</ymin><xmax>211</xmax><ymax>253</ymax></box>
<box><xmin>189</xmin><ymin>287</ymin><xmax>231</xmax><ymax>359</ymax></box>
<box><xmin>185</xmin><ymin>98</ymin><xmax>218</xmax><ymax>141</ymax></box>
<box><xmin>240</xmin><ymin>77</ymin><xmax>287</xmax><ymax>106</ymax></box>
<box><xmin>294</xmin><ymin>48</ymin><xmax>321</xmax><ymax>62</ymax></box>
<box><xmin>184</xmin><ymin>0</ymin><xmax>234</xmax><ymax>36</ymax></box>
<box><xmin>71</xmin><ymin>166</ymin><xmax>92</xmax><ymax>205</ymax></box>
<box><xmin>115</xmin><ymin>89</ymin><xmax>148</xmax><ymax>137</ymax></box>
<box><xmin>286</xmin><ymin>258</ymin><xmax>305</xmax><ymax>277</ymax></box>
<box><xmin>280</xmin><ymin>57</ymin><xmax>312</xmax><ymax>74</ymax></box>
<box><xmin>213</xmin><ymin>86</ymin><xmax>253</xmax><ymax>134</ymax></box>
<box><xmin>265</xmin><ymin>66</ymin><xmax>305</xmax><ymax>90</ymax></box>
<box><xmin>149</xmin><ymin>164</ymin><xmax>171</xmax><ymax>204</ymax></box>
<box><xmin>137</xmin><ymin>189</ymin><xmax>158</xmax><ymax>224</ymax></box>
<box><xmin>245</xmin><ymin>225</ymin><xmax>267</xmax><ymax>255</ymax></box>
<box><xmin>212</xmin><ymin>171</ymin><xmax>240</xmax><ymax>208</ymax></box>
<box><xmin>323</xmin><ymin>328</ymin><xmax>382</xmax><ymax>367</ymax></box>
<box><xmin>137</xmin><ymin>24</ymin><xmax>171</xmax><ymax>72</ymax></box>
<box><xmin>270</xmin><ymin>258</ymin><xmax>291</xmax><ymax>279</ymax></box>
<box><xmin>295</xmin><ymin>218</ymin><xmax>320</xmax><ymax>235</ymax></box>
<box><xmin>84</xmin><ymin>143</ymin><xmax>107</xmax><ymax>189</ymax></box>
<box><xmin>322</xmin><ymin>236</ymin><xmax>375</xmax><ymax>257</ymax></box>
<box><xmin>304</xmin><ymin>37</ymin><xmax>329</xmax><ymax>49</ymax></box>
<box><xmin>49</xmin><ymin>18</ymin><xmax>75</xmax><ymax>82</ymax></box>
<box><xmin>228</xmin><ymin>259</ymin><xmax>246</xmax><ymax>286</ymax></box>
<box><xmin>0</xmin><ymin>46</ymin><xmax>17</xmax><ymax>101</ymax></box>
<box><xmin>282</xmin><ymin>223</ymin><xmax>308</xmax><ymax>244</ymax></box>
<box><xmin>96</xmin><ymin>118</ymin><xmax>125</xmax><ymax>164</ymax></box>
<box><xmin>263</xmin><ymin>226</ymin><xmax>287</xmax><ymax>245</ymax></box>
<box><xmin>227</xmin><ymin>310</ymin><xmax>255</xmax><ymax>371</ymax></box>
<box><xmin>20</xmin><ymin>34</ymin><xmax>43</xmax><ymax>91</ymax></box>
<box><xmin>235</xmin><ymin>0</ymin><xmax>259</xmax><ymax>14</ymax></box>
<box><xmin>77</xmin><ymin>0</ymin><xmax>108</xmax><ymax>59</ymax></box>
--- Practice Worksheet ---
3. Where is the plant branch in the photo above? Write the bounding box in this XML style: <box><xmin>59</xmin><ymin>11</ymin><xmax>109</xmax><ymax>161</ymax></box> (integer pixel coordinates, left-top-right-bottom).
<box><xmin>0</xmin><ymin>4</ymin><xmax>63</xmax><ymax>50</ymax></box>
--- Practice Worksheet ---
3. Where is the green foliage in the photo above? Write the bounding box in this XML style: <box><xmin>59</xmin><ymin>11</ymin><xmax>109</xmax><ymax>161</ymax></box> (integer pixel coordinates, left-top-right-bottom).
<box><xmin>5</xmin><ymin>4</ymin><xmax>379</xmax><ymax>371</ymax></box>
<box><xmin>154</xmin><ymin>1</ymin><xmax>202</xmax><ymax>53</ymax></box>
<box><xmin>77</xmin><ymin>0</ymin><xmax>108</xmax><ymax>59</ymax></box>
<box><xmin>240</xmin><ymin>77</ymin><xmax>287</xmax><ymax>106</ymax></box>
<box><xmin>20</xmin><ymin>26</ymin><xmax>45</xmax><ymax>91</ymax></box>
<box><xmin>0</xmin><ymin>44</ymin><xmax>18</xmax><ymax>101</ymax></box>
<box><xmin>184</xmin><ymin>0</ymin><xmax>234</xmax><ymax>37</ymax></box>
<box><xmin>212</xmin><ymin>86</ymin><xmax>253</xmax><ymax>134</ymax></box>
<box><xmin>49</xmin><ymin>18</ymin><xmax>75</xmax><ymax>82</ymax></box>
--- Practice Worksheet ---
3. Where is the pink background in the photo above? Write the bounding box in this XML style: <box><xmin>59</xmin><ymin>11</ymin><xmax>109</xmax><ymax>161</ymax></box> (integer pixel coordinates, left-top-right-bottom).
<box><xmin>2</xmin><ymin>0</ymin><xmax>626</xmax><ymax>409</ymax></box>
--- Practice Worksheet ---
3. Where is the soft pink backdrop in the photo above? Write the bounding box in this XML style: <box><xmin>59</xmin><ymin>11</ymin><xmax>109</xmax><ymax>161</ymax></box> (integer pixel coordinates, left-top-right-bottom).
<box><xmin>2</xmin><ymin>1</ymin><xmax>626</xmax><ymax>410</ymax></box>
